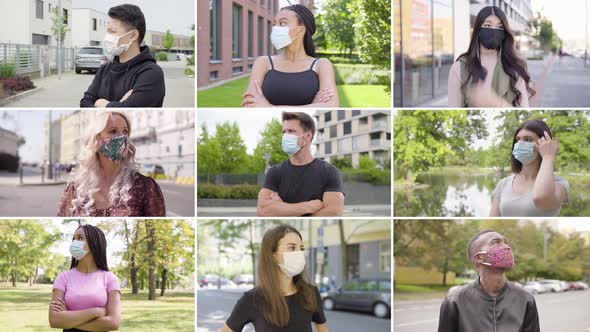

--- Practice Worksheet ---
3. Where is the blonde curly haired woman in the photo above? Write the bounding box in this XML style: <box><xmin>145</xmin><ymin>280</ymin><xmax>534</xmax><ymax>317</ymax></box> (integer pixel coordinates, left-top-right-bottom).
<box><xmin>57</xmin><ymin>111</ymin><xmax>165</xmax><ymax>217</ymax></box>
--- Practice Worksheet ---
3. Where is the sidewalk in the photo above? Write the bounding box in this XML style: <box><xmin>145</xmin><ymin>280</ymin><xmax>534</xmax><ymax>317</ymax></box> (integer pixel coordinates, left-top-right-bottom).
<box><xmin>196</xmin><ymin>204</ymin><xmax>392</xmax><ymax>217</ymax></box>
<box><xmin>2</xmin><ymin>61</ymin><xmax>194</xmax><ymax>107</ymax></box>
<box><xmin>0</xmin><ymin>171</ymin><xmax>66</xmax><ymax>186</ymax></box>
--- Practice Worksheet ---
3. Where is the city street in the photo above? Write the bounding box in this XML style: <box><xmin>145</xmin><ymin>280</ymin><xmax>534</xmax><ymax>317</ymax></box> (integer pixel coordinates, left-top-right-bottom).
<box><xmin>0</xmin><ymin>168</ymin><xmax>195</xmax><ymax>217</ymax></box>
<box><xmin>533</xmin><ymin>55</ymin><xmax>590</xmax><ymax>107</ymax></box>
<box><xmin>196</xmin><ymin>204</ymin><xmax>392</xmax><ymax>217</ymax></box>
<box><xmin>2</xmin><ymin>61</ymin><xmax>194</xmax><ymax>108</ymax></box>
<box><xmin>197</xmin><ymin>288</ymin><xmax>391</xmax><ymax>332</ymax></box>
<box><xmin>394</xmin><ymin>290</ymin><xmax>590</xmax><ymax>332</ymax></box>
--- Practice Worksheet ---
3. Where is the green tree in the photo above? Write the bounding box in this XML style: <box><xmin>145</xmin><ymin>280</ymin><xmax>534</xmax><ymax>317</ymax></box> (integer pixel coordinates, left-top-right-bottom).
<box><xmin>394</xmin><ymin>110</ymin><xmax>487</xmax><ymax>183</ymax></box>
<box><xmin>197</xmin><ymin>124</ymin><xmax>223</xmax><ymax>179</ymax></box>
<box><xmin>319</xmin><ymin>0</ymin><xmax>356</xmax><ymax>54</ymax></box>
<box><xmin>250</xmin><ymin>118</ymin><xmax>288</xmax><ymax>173</ymax></box>
<box><xmin>215</xmin><ymin>122</ymin><xmax>249</xmax><ymax>174</ymax></box>
<box><xmin>50</xmin><ymin>7</ymin><xmax>70</xmax><ymax>45</ymax></box>
<box><xmin>349</xmin><ymin>0</ymin><xmax>391</xmax><ymax>91</ymax></box>
<box><xmin>163</xmin><ymin>29</ymin><xmax>175</xmax><ymax>51</ymax></box>
<box><xmin>531</xmin><ymin>15</ymin><xmax>559</xmax><ymax>53</ymax></box>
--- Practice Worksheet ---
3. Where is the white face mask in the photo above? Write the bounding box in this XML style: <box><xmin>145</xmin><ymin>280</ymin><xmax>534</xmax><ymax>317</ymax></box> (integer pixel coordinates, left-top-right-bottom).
<box><xmin>103</xmin><ymin>30</ymin><xmax>134</xmax><ymax>56</ymax></box>
<box><xmin>278</xmin><ymin>251</ymin><xmax>306</xmax><ymax>277</ymax></box>
<box><xmin>270</xmin><ymin>26</ymin><xmax>295</xmax><ymax>50</ymax></box>
<box><xmin>69</xmin><ymin>240</ymin><xmax>88</xmax><ymax>260</ymax></box>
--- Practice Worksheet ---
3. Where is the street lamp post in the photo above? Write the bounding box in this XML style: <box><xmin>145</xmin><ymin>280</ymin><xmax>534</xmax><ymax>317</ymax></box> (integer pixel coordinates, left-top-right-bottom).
<box><xmin>58</xmin><ymin>0</ymin><xmax>62</xmax><ymax>78</ymax></box>
<box><xmin>48</xmin><ymin>111</ymin><xmax>54</xmax><ymax>180</ymax></box>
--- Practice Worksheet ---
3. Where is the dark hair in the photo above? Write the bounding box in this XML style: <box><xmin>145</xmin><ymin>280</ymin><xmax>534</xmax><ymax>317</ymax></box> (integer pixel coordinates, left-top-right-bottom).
<box><xmin>511</xmin><ymin>119</ymin><xmax>552</xmax><ymax>173</ymax></box>
<box><xmin>108</xmin><ymin>4</ymin><xmax>146</xmax><ymax>44</ymax></box>
<box><xmin>282</xmin><ymin>111</ymin><xmax>316</xmax><ymax>140</ymax></box>
<box><xmin>256</xmin><ymin>225</ymin><xmax>317</xmax><ymax>327</ymax></box>
<box><xmin>466</xmin><ymin>229</ymin><xmax>495</xmax><ymax>261</ymax></box>
<box><xmin>457</xmin><ymin>6</ymin><xmax>535</xmax><ymax>106</ymax></box>
<box><xmin>70</xmin><ymin>224</ymin><xmax>109</xmax><ymax>271</ymax></box>
<box><xmin>281</xmin><ymin>4</ymin><xmax>316</xmax><ymax>57</ymax></box>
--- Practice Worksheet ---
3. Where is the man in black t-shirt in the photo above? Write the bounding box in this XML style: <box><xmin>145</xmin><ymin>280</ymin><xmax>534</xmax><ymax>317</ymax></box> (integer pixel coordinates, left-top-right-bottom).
<box><xmin>257</xmin><ymin>112</ymin><xmax>345</xmax><ymax>217</ymax></box>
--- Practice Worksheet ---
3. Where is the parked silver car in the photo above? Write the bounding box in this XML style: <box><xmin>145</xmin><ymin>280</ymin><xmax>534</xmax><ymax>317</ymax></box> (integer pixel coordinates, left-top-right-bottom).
<box><xmin>322</xmin><ymin>279</ymin><xmax>391</xmax><ymax>318</ymax></box>
<box><xmin>75</xmin><ymin>47</ymin><xmax>108</xmax><ymax>74</ymax></box>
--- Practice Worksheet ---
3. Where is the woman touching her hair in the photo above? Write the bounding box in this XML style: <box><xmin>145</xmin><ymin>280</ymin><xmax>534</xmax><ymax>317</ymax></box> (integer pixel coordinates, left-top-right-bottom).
<box><xmin>242</xmin><ymin>4</ymin><xmax>339</xmax><ymax>108</ymax></box>
<box><xmin>221</xmin><ymin>225</ymin><xmax>329</xmax><ymax>332</ymax></box>
<box><xmin>489</xmin><ymin>119</ymin><xmax>569</xmax><ymax>217</ymax></box>
<box><xmin>448</xmin><ymin>6</ymin><xmax>535</xmax><ymax>107</ymax></box>
<box><xmin>49</xmin><ymin>224</ymin><xmax>121</xmax><ymax>332</ymax></box>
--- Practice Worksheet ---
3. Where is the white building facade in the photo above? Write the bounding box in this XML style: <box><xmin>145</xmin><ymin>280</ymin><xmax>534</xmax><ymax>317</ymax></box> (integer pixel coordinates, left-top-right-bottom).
<box><xmin>0</xmin><ymin>127</ymin><xmax>18</xmax><ymax>156</ymax></box>
<box><xmin>0</xmin><ymin>0</ymin><xmax>73</xmax><ymax>46</ymax></box>
<box><xmin>71</xmin><ymin>8</ymin><xmax>108</xmax><ymax>48</ymax></box>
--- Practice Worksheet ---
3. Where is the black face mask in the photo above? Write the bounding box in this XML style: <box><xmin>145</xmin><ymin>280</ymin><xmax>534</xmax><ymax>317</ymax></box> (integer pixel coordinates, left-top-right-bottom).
<box><xmin>478</xmin><ymin>27</ymin><xmax>505</xmax><ymax>50</ymax></box>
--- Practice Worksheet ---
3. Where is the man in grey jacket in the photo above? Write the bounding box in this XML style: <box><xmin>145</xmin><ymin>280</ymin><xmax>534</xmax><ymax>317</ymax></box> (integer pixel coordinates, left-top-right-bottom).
<box><xmin>437</xmin><ymin>229</ymin><xmax>540</xmax><ymax>332</ymax></box>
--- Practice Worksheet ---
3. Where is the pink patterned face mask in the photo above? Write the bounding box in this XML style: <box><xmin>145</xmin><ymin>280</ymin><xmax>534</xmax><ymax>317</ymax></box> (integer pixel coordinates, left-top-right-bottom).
<box><xmin>98</xmin><ymin>135</ymin><xmax>129</xmax><ymax>162</ymax></box>
<box><xmin>476</xmin><ymin>246</ymin><xmax>514</xmax><ymax>269</ymax></box>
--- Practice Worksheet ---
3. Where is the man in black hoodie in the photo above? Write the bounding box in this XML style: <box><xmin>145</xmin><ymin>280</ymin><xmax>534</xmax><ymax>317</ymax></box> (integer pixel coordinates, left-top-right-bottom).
<box><xmin>80</xmin><ymin>4</ymin><xmax>165</xmax><ymax>108</ymax></box>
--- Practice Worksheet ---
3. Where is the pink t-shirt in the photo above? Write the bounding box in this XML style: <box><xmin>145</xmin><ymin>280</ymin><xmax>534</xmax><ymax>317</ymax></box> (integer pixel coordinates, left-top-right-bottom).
<box><xmin>53</xmin><ymin>268</ymin><xmax>120</xmax><ymax>311</ymax></box>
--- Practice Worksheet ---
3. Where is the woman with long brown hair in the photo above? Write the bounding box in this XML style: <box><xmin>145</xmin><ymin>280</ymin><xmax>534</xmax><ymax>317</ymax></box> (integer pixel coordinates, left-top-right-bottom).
<box><xmin>448</xmin><ymin>6</ymin><xmax>535</xmax><ymax>107</ymax></box>
<box><xmin>221</xmin><ymin>225</ymin><xmax>329</xmax><ymax>332</ymax></box>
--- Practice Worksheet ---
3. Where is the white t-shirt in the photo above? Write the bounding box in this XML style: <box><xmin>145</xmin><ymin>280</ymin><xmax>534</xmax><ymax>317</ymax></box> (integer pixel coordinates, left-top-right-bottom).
<box><xmin>492</xmin><ymin>174</ymin><xmax>569</xmax><ymax>217</ymax></box>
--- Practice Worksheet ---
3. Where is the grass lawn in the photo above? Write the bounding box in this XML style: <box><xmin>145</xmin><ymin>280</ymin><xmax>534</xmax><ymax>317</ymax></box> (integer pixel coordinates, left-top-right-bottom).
<box><xmin>197</xmin><ymin>76</ymin><xmax>390</xmax><ymax>108</ymax></box>
<box><xmin>0</xmin><ymin>284</ymin><xmax>194</xmax><ymax>331</ymax></box>
<box><xmin>394</xmin><ymin>283</ymin><xmax>456</xmax><ymax>301</ymax></box>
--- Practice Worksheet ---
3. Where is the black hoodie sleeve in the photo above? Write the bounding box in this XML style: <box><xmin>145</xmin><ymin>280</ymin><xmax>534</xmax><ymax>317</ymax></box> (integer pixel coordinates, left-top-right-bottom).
<box><xmin>437</xmin><ymin>298</ymin><xmax>459</xmax><ymax>332</ymax></box>
<box><xmin>80</xmin><ymin>65</ymin><xmax>107</xmax><ymax>107</ymax></box>
<box><xmin>105</xmin><ymin>65</ymin><xmax>165</xmax><ymax>107</ymax></box>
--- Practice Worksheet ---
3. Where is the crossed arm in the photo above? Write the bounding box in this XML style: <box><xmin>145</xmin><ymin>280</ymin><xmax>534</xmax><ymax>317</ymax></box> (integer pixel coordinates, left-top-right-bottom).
<box><xmin>242</xmin><ymin>57</ymin><xmax>339</xmax><ymax>108</ymax></box>
<box><xmin>256</xmin><ymin>188</ymin><xmax>344</xmax><ymax>217</ymax></box>
<box><xmin>49</xmin><ymin>289</ymin><xmax>121</xmax><ymax>331</ymax></box>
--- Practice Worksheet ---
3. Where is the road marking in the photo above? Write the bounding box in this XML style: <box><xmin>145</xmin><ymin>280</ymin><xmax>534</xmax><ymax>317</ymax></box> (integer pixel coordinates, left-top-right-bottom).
<box><xmin>395</xmin><ymin>318</ymin><xmax>439</xmax><ymax>328</ymax></box>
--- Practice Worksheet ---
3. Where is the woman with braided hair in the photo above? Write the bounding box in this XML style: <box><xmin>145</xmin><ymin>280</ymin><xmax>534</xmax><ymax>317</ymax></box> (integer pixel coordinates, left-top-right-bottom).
<box><xmin>242</xmin><ymin>4</ymin><xmax>339</xmax><ymax>108</ymax></box>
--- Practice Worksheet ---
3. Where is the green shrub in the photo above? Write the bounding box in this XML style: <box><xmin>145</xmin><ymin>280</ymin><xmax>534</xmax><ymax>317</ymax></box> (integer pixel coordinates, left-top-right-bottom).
<box><xmin>156</xmin><ymin>52</ymin><xmax>168</xmax><ymax>61</ymax></box>
<box><xmin>0</xmin><ymin>63</ymin><xmax>16</xmax><ymax>78</ymax></box>
<box><xmin>198</xmin><ymin>183</ymin><xmax>261</xmax><ymax>199</ymax></box>
<box><xmin>186</xmin><ymin>55</ymin><xmax>195</xmax><ymax>66</ymax></box>
<box><xmin>334</xmin><ymin>64</ymin><xmax>389</xmax><ymax>85</ymax></box>
<box><xmin>185</xmin><ymin>66</ymin><xmax>195</xmax><ymax>76</ymax></box>
<box><xmin>331</xmin><ymin>157</ymin><xmax>353</xmax><ymax>170</ymax></box>
<box><xmin>341</xmin><ymin>168</ymin><xmax>391</xmax><ymax>185</ymax></box>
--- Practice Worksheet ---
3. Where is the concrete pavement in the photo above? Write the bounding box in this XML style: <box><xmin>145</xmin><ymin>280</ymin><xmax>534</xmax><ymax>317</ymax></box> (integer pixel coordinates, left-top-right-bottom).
<box><xmin>197</xmin><ymin>288</ymin><xmax>391</xmax><ymax>332</ymax></box>
<box><xmin>394</xmin><ymin>290</ymin><xmax>590</xmax><ymax>332</ymax></box>
<box><xmin>196</xmin><ymin>204</ymin><xmax>392</xmax><ymax>217</ymax></box>
<box><xmin>1</xmin><ymin>61</ymin><xmax>194</xmax><ymax>108</ymax></box>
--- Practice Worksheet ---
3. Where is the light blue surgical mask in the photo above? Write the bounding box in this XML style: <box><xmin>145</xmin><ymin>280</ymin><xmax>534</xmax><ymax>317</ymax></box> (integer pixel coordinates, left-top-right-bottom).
<box><xmin>282</xmin><ymin>133</ymin><xmax>304</xmax><ymax>156</ymax></box>
<box><xmin>270</xmin><ymin>26</ymin><xmax>293</xmax><ymax>50</ymax></box>
<box><xmin>69</xmin><ymin>240</ymin><xmax>88</xmax><ymax>260</ymax></box>
<box><xmin>512</xmin><ymin>141</ymin><xmax>536</xmax><ymax>165</ymax></box>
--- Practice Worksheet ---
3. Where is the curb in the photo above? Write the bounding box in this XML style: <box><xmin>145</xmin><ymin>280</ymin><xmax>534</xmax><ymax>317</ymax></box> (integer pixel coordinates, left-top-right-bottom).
<box><xmin>0</xmin><ymin>87</ymin><xmax>42</xmax><ymax>107</ymax></box>
<box><xmin>19</xmin><ymin>181</ymin><xmax>67</xmax><ymax>187</ymax></box>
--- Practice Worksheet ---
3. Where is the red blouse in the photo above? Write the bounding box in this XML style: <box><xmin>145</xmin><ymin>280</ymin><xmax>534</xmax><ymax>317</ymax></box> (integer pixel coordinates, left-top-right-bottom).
<box><xmin>57</xmin><ymin>173</ymin><xmax>166</xmax><ymax>217</ymax></box>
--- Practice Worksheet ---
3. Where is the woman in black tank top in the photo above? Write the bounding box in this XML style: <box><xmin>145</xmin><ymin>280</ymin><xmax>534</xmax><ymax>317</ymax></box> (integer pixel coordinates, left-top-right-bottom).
<box><xmin>241</xmin><ymin>4</ymin><xmax>339</xmax><ymax>108</ymax></box>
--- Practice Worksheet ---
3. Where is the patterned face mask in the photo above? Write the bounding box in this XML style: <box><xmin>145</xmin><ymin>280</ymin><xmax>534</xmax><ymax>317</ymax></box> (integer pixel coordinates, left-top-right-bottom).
<box><xmin>98</xmin><ymin>135</ymin><xmax>129</xmax><ymax>162</ymax></box>
<box><xmin>475</xmin><ymin>246</ymin><xmax>514</xmax><ymax>269</ymax></box>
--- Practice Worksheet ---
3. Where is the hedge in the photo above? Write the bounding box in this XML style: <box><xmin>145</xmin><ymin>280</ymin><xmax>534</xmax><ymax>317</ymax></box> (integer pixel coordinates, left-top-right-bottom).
<box><xmin>198</xmin><ymin>183</ymin><xmax>261</xmax><ymax>199</ymax></box>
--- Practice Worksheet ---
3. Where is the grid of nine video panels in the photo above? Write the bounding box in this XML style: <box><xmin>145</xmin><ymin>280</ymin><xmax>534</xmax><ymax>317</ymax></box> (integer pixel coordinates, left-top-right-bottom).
<box><xmin>1</xmin><ymin>0</ymin><xmax>590</xmax><ymax>331</ymax></box>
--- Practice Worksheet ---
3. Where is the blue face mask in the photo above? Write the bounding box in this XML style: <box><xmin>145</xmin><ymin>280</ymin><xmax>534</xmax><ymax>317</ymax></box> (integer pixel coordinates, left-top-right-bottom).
<box><xmin>282</xmin><ymin>133</ymin><xmax>304</xmax><ymax>156</ymax></box>
<box><xmin>512</xmin><ymin>141</ymin><xmax>536</xmax><ymax>165</ymax></box>
<box><xmin>69</xmin><ymin>240</ymin><xmax>88</xmax><ymax>260</ymax></box>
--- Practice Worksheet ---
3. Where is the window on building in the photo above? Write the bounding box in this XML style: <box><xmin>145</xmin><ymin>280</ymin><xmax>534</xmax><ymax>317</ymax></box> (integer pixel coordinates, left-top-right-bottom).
<box><xmin>352</xmin><ymin>110</ymin><xmax>361</xmax><ymax>117</ymax></box>
<box><xmin>337</xmin><ymin>110</ymin><xmax>345</xmax><ymax>121</ymax></box>
<box><xmin>379</xmin><ymin>241</ymin><xmax>391</xmax><ymax>272</ymax></box>
<box><xmin>267</xmin><ymin>20</ymin><xmax>272</xmax><ymax>55</ymax></box>
<box><xmin>210</xmin><ymin>71</ymin><xmax>219</xmax><ymax>80</ymax></box>
<box><xmin>324</xmin><ymin>142</ymin><xmax>332</xmax><ymax>154</ymax></box>
<box><xmin>247</xmin><ymin>11</ymin><xmax>254</xmax><ymax>57</ymax></box>
<box><xmin>210</xmin><ymin>0</ymin><xmax>221</xmax><ymax>60</ymax></box>
<box><xmin>337</xmin><ymin>139</ymin><xmax>344</xmax><ymax>153</ymax></box>
<box><xmin>352</xmin><ymin>136</ymin><xmax>359</xmax><ymax>151</ymax></box>
<box><xmin>63</xmin><ymin>9</ymin><xmax>68</xmax><ymax>24</ymax></box>
<box><xmin>233</xmin><ymin>66</ymin><xmax>243</xmax><ymax>74</ymax></box>
<box><xmin>232</xmin><ymin>5</ymin><xmax>243</xmax><ymax>59</ymax></box>
<box><xmin>178</xmin><ymin>145</ymin><xmax>182</xmax><ymax>157</ymax></box>
<box><xmin>92</xmin><ymin>18</ymin><xmax>97</xmax><ymax>31</ymax></box>
<box><xmin>32</xmin><ymin>33</ymin><xmax>49</xmax><ymax>45</ymax></box>
<box><xmin>36</xmin><ymin>0</ymin><xmax>44</xmax><ymax>19</ymax></box>
<box><xmin>330</xmin><ymin>125</ymin><xmax>337</xmax><ymax>138</ymax></box>
<box><xmin>257</xmin><ymin>16</ymin><xmax>264</xmax><ymax>56</ymax></box>
<box><xmin>325</xmin><ymin>111</ymin><xmax>332</xmax><ymax>123</ymax></box>
<box><xmin>343</xmin><ymin>121</ymin><xmax>351</xmax><ymax>135</ymax></box>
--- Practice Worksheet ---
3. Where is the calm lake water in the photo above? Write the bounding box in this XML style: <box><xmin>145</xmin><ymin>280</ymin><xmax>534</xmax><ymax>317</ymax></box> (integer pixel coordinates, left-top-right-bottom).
<box><xmin>394</xmin><ymin>172</ymin><xmax>590</xmax><ymax>217</ymax></box>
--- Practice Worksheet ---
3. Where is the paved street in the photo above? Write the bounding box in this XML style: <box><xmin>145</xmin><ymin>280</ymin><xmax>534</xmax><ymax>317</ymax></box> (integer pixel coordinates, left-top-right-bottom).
<box><xmin>2</xmin><ymin>61</ymin><xmax>194</xmax><ymax>108</ymax></box>
<box><xmin>196</xmin><ymin>204</ymin><xmax>392</xmax><ymax>217</ymax></box>
<box><xmin>394</xmin><ymin>290</ymin><xmax>590</xmax><ymax>332</ymax></box>
<box><xmin>532</xmin><ymin>56</ymin><xmax>590</xmax><ymax>107</ymax></box>
<box><xmin>0</xmin><ymin>172</ymin><xmax>195</xmax><ymax>217</ymax></box>
<box><xmin>197</xmin><ymin>288</ymin><xmax>391</xmax><ymax>332</ymax></box>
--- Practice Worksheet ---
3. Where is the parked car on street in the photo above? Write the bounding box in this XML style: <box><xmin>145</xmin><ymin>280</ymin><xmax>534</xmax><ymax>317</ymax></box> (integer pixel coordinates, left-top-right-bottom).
<box><xmin>524</xmin><ymin>281</ymin><xmax>550</xmax><ymax>295</ymax></box>
<box><xmin>233</xmin><ymin>274</ymin><xmax>254</xmax><ymax>285</ymax></box>
<box><xmin>322</xmin><ymin>279</ymin><xmax>391</xmax><ymax>318</ymax></box>
<box><xmin>538</xmin><ymin>279</ymin><xmax>565</xmax><ymax>292</ymax></box>
<box><xmin>199</xmin><ymin>274</ymin><xmax>235</xmax><ymax>288</ymax></box>
<box><xmin>75</xmin><ymin>47</ymin><xmax>108</xmax><ymax>74</ymax></box>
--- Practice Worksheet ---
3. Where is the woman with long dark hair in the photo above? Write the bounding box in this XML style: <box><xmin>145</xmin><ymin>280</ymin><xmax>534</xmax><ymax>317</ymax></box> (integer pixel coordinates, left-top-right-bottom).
<box><xmin>49</xmin><ymin>224</ymin><xmax>121</xmax><ymax>331</ymax></box>
<box><xmin>448</xmin><ymin>6</ymin><xmax>535</xmax><ymax>107</ymax></box>
<box><xmin>490</xmin><ymin>119</ymin><xmax>569</xmax><ymax>217</ymax></box>
<box><xmin>241</xmin><ymin>4</ymin><xmax>339</xmax><ymax>107</ymax></box>
<box><xmin>221</xmin><ymin>225</ymin><xmax>329</xmax><ymax>332</ymax></box>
